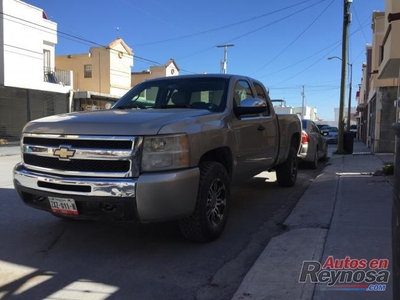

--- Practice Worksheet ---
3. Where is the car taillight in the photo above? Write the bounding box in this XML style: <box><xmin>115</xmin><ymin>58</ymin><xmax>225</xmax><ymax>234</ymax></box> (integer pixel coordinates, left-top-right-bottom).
<box><xmin>301</xmin><ymin>131</ymin><xmax>309</xmax><ymax>143</ymax></box>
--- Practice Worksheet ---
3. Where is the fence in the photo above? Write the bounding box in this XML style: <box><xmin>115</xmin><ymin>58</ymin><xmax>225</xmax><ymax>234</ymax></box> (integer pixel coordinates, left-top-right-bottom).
<box><xmin>0</xmin><ymin>86</ymin><xmax>69</xmax><ymax>143</ymax></box>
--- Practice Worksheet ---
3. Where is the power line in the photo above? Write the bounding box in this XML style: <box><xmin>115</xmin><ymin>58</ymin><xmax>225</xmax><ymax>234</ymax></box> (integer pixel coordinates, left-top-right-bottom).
<box><xmin>251</xmin><ymin>0</ymin><xmax>335</xmax><ymax>75</ymax></box>
<box><xmin>264</xmin><ymin>22</ymin><xmax>371</xmax><ymax>86</ymax></box>
<box><xmin>175</xmin><ymin>0</ymin><xmax>328</xmax><ymax>62</ymax></box>
<box><xmin>131</xmin><ymin>0</ymin><xmax>320</xmax><ymax>47</ymax></box>
<box><xmin>222</xmin><ymin>0</ymin><xmax>329</xmax><ymax>44</ymax></box>
<box><xmin>0</xmin><ymin>11</ymin><xmax>197</xmax><ymax>74</ymax></box>
<box><xmin>351</xmin><ymin>1</ymin><xmax>370</xmax><ymax>44</ymax></box>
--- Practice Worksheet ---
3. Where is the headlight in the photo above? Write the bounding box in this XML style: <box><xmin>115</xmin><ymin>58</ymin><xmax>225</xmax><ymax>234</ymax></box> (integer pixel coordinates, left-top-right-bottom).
<box><xmin>141</xmin><ymin>134</ymin><xmax>189</xmax><ymax>171</ymax></box>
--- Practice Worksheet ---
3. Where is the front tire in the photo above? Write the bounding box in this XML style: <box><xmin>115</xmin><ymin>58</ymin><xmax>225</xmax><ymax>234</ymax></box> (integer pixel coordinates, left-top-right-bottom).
<box><xmin>276</xmin><ymin>146</ymin><xmax>298</xmax><ymax>187</ymax></box>
<box><xmin>179</xmin><ymin>162</ymin><xmax>230</xmax><ymax>242</ymax></box>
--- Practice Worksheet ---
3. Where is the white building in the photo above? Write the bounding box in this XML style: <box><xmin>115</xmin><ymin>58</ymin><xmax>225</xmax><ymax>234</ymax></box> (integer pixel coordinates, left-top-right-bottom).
<box><xmin>334</xmin><ymin>107</ymin><xmax>358</xmax><ymax>126</ymax></box>
<box><xmin>0</xmin><ymin>0</ymin><xmax>72</xmax><ymax>92</ymax></box>
<box><xmin>273</xmin><ymin>104</ymin><xmax>318</xmax><ymax>121</ymax></box>
<box><xmin>0</xmin><ymin>0</ymin><xmax>73</xmax><ymax>141</ymax></box>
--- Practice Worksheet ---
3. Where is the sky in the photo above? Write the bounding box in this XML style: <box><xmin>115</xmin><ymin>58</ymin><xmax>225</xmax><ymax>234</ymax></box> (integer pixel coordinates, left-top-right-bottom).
<box><xmin>26</xmin><ymin>0</ymin><xmax>385</xmax><ymax>121</ymax></box>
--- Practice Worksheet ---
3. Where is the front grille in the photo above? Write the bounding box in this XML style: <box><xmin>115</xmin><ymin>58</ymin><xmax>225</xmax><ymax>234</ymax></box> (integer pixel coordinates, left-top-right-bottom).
<box><xmin>23</xmin><ymin>137</ymin><xmax>132</xmax><ymax>149</ymax></box>
<box><xmin>24</xmin><ymin>154</ymin><xmax>130</xmax><ymax>173</ymax></box>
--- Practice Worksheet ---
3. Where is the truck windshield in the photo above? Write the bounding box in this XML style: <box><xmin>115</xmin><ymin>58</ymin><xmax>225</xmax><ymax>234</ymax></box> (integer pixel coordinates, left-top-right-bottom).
<box><xmin>113</xmin><ymin>77</ymin><xmax>229</xmax><ymax>112</ymax></box>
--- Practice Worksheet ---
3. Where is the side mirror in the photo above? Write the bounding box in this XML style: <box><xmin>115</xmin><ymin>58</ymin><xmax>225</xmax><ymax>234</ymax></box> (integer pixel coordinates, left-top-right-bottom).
<box><xmin>234</xmin><ymin>98</ymin><xmax>267</xmax><ymax>116</ymax></box>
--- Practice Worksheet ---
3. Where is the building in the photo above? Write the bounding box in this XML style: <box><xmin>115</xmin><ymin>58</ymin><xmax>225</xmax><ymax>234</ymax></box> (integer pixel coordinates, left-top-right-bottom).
<box><xmin>378</xmin><ymin>0</ymin><xmax>400</xmax><ymax>123</ymax></box>
<box><xmin>131</xmin><ymin>59</ymin><xmax>179</xmax><ymax>87</ymax></box>
<box><xmin>0</xmin><ymin>0</ymin><xmax>73</xmax><ymax>142</ymax></box>
<box><xmin>358</xmin><ymin>10</ymin><xmax>398</xmax><ymax>153</ymax></box>
<box><xmin>56</xmin><ymin>38</ymin><xmax>133</xmax><ymax>111</ymax></box>
<box><xmin>357</xmin><ymin>46</ymin><xmax>372</xmax><ymax>144</ymax></box>
<box><xmin>334</xmin><ymin>107</ymin><xmax>357</xmax><ymax>126</ymax></box>
<box><xmin>272</xmin><ymin>102</ymin><xmax>319</xmax><ymax>121</ymax></box>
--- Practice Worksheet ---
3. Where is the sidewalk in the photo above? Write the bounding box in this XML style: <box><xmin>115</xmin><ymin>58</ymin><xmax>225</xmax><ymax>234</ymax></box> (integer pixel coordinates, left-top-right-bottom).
<box><xmin>232</xmin><ymin>140</ymin><xmax>393</xmax><ymax>300</ymax></box>
<box><xmin>0</xmin><ymin>144</ymin><xmax>20</xmax><ymax>157</ymax></box>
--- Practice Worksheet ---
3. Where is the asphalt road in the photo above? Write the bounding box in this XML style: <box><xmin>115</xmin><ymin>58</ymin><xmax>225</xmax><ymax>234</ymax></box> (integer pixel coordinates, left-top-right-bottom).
<box><xmin>0</xmin><ymin>152</ymin><xmax>329</xmax><ymax>300</ymax></box>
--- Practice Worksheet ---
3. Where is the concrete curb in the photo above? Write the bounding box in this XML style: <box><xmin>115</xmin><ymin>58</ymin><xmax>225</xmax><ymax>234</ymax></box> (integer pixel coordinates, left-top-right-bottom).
<box><xmin>231</xmin><ymin>141</ymin><xmax>393</xmax><ymax>300</ymax></box>
<box><xmin>231</xmin><ymin>228</ymin><xmax>327</xmax><ymax>300</ymax></box>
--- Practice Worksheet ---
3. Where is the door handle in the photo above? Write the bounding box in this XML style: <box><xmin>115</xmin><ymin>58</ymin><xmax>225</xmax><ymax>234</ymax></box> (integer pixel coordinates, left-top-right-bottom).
<box><xmin>257</xmin><ymin>125</ymin><xmax>266</xmax><ymax>131</ymax></box>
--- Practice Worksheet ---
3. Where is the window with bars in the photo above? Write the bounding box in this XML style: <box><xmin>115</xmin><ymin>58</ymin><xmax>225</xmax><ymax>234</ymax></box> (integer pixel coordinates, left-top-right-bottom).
<box><xmin>84</xmin><ymin>64</ymin><xmax>92</xmax><ymax>78</ymax></box>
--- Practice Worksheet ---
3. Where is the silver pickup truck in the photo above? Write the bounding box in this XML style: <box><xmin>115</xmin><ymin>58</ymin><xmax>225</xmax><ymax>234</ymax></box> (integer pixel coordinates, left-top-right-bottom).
<box><xmin>13</xmin><ymin>74</ymin><xmax>301</xmax><ymax>242</ymax></box>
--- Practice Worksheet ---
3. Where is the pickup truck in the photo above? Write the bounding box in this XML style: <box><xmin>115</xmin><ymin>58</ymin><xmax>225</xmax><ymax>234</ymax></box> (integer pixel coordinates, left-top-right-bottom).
<box><xmin>13</xmin><ymin>74</ymin><xmax>301</xmax><ymax>242</ymax></box>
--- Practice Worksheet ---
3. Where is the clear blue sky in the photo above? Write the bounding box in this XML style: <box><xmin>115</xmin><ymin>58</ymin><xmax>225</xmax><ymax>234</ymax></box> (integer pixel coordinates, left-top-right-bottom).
<box><xmin>27</xmin><ymin>0</ymin><xmax>385</xmax><ymax>121</ymax></box>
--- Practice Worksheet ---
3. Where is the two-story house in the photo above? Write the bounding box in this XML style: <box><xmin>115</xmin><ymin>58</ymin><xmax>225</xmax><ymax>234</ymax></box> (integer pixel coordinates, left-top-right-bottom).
<box><xmin>358</xmin><ymin>10</ymin><xmax>398</xmax><ymax>153</ymax></box>
<box><xmin>378</xmin><ymin>0</ymin><xmax>400</xmax><ymax>122</ymax></box>
<box><xmin>56</xmin><ymin>38</ymin><xmax>133</xmax><ymax>111</ymax></box>
<box><xmin>131</xmin><ymin>59</ymin><xmax>180</xmax><ymax>87</ymax></box>
<box><xmin>0</xmin><ymin>0</ymin><xmax>73</xmax><ymax>142</ymax></box>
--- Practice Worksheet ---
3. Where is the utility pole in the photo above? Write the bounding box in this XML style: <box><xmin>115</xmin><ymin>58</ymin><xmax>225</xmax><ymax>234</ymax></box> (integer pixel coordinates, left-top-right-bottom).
<box><xmin>217</xmin><ymin>44</ymin><xmax>234</xmax><ymax>74</ymax></box>
<box><xmin>347</xmin><ymin>63</ymin><xmax>353</xmax><ymax>130</ymax></box>
<box><xmin>301</xmin><ymin>85</ymin><xmax>305</xmax><ymax>119</ymax></box>
<box><xmin>337</xmin><ymin>0</ymin><xmax>352</xmax><ymax>153</ymax></box>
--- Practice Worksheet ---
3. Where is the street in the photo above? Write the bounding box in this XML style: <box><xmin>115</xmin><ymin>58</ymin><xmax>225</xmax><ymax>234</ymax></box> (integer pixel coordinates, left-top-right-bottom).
<box><xmin>0</xmin><ymin>151</ymin><xmax>329</xmax><ymax>300</ymax></box>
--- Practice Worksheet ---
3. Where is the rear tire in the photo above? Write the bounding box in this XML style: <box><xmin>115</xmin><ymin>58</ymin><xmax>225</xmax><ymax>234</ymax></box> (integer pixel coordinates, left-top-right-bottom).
<box><xmin>276</xmin><ymin>146</ymin><xmax>298</xmax><ymax>187</ymax></box>
<box><xmin>321</xmin><ymin>146</ymin><xmax>328</xmax><ymax>161</ymax></box>
<box><xmin>179</xmin><ymin>162</ymin><xmax>230</xmax><ymax>242</ymax></box>
<box><xmin>308</xmin><ymin>148</ymin><xmax>318</xmax><ymax>169</ymax></box>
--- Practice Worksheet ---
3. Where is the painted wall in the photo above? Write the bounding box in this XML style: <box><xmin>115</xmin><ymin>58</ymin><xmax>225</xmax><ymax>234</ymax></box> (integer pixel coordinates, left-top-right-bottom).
<box><xmin>56</xmin><ymin>41</ymin><xmax>133</xmax><ymax>96</ymax></box>
<box><xmin>379</xmin><ymin>0</ymin><xmax>400</xmax><ymax>78</ymax></box>
<box><xmin>370</xmin><ymin>11</ymin><xmax>397</xmax><ymax>92</ymax></box>
<box><xmin>0</xmin><ymin>0</ymin><xmax>71</xmax><ymax>93</ymax></box>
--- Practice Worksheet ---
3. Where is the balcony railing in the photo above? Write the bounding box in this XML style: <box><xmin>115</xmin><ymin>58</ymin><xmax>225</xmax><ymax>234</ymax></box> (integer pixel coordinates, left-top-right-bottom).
<box><xmin>44</xmin><ymin>67</ymin><xmax>71</xmax><ymax>86</ymax></box>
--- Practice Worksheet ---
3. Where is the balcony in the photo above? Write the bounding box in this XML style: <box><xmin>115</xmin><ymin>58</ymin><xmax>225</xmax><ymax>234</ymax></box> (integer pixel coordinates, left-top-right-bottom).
<box><xmin>44</xmin><ymin>67</ymin><xmax>72</xmax><ymax>86</ymax></box>
<box><xmin>378</xmin><ymin>13</ymin><xmax>400</xmax><ymax>79</ymax></box>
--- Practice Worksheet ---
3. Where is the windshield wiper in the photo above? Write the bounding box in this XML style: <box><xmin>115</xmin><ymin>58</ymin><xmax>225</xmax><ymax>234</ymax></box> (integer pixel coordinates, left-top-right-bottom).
<box><xmin>158</xmin><ymin>104</ymin><xmax>192</xmax><ymax>109</ymax></box>
<box><xmin>115</xmin><ymin>104</ymin><xmax>148</xmax><ymax>110</ymax></box>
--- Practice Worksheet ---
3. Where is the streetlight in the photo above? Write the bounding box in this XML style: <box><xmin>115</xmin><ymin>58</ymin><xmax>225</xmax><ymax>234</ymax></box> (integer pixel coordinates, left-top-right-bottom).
<box><xmin>328</xmin><ymin>56</ymin><xmax>353</xmax><ymax>131</ymax></box>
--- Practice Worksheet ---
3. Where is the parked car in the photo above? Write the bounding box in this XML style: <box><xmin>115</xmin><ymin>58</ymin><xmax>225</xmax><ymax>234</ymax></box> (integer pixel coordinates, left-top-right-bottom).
<box><xmin>298</xmin><ymin>119</ymin><xmax>328</xmax><ymax>169</ymax></box>
<box><xmin>317</xmin><ymin>124</ymin><xmax>330</xmax><ymax>130</ymax></box>
<box><xmin>13</xmin><ymin>74</ymin><xmax>302</xmax><ymax>242</ymax></box>
<box><xmin>322</xmin><ymin>126</ymin><xmax>339</xmax><ymax>144</ymax></box>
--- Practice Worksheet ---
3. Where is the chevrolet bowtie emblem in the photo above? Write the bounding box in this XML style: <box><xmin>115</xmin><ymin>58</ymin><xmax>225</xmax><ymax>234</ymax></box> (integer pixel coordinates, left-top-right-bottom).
<box><xmin>54</xmin><ymin>147</ymin><xmax>75</xmax><ymax>159</ymax></box>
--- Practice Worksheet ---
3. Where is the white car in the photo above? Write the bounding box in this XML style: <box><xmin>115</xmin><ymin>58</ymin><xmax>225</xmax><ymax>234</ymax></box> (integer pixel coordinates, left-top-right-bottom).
<box><xmin>298</xmin><ymin>120</ymin><xmax>328</xmax><ymax>169</ymax></box>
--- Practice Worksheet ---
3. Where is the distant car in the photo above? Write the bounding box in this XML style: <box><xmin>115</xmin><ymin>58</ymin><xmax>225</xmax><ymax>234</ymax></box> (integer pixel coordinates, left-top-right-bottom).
<box><xmin>317</xmin><ymin>124</ymin><xmax>330</xmax><ymax>130</ymax></box>
<box><xmin>322</xmin><ymin>126</ymin><xmax>339</xmax><ymax>144</ymax></box>
<box><xmin>298</xmin><ymin>120</ymin><xmax>328</xmax><ymax>169</ymax></box>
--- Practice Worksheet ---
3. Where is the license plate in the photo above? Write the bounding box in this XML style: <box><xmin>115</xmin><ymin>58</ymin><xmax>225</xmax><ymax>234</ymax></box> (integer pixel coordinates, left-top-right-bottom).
<box><xmin>48</xmin><ymin>197</ymin><xmax>78</xmax><ymax>216</ymax></box>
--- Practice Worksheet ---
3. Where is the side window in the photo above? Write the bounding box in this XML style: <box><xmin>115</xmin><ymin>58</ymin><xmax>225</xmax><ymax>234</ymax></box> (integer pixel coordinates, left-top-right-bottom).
<box><xmin>234</xmin><ymin>80</ymin><xmax>253</xmax><ymax>107</ymax></box>
<box><xmin>253</xmin><ymin>82</ymin><xmax>271</xmax><ymax>116</ymax></box>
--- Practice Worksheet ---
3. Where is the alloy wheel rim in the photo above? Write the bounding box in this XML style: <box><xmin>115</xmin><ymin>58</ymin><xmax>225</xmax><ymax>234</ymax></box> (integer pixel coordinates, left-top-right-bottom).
<box><xmin>206</xmin><ymin>178</ymin><xmax>226</xmax><ymax>227</ymax></box>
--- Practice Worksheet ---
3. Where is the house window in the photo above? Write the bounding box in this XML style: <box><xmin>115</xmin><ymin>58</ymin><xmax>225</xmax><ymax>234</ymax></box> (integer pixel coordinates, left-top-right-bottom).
<box><xmin>84</xmin><ymin>64</ymin><xmax>92</xmax><ymax>78</ymax></box>
<box><xmin>379</xmin><ymin>45</ymin><xmax>384</xmax><ymax>65</ymax></box>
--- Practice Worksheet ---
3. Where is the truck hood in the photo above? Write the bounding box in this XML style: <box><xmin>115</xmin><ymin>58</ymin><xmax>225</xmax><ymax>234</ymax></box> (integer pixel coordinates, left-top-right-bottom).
<box><xmin>23</xmin><ymin>109</ymin><xmax>213</xmax><ymax>136</ymax></box>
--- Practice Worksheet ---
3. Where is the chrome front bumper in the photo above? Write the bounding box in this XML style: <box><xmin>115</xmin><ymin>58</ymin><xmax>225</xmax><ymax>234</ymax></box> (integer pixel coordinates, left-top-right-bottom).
<box><xmin>13</xmin><ymin>163</ymin><xmax>200</xmax><ymax>222</ymax></box>
<box><xmin>14</xmin><ymin>163</ymin><xmax>136</xmax><ymax>197</ymax></box>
